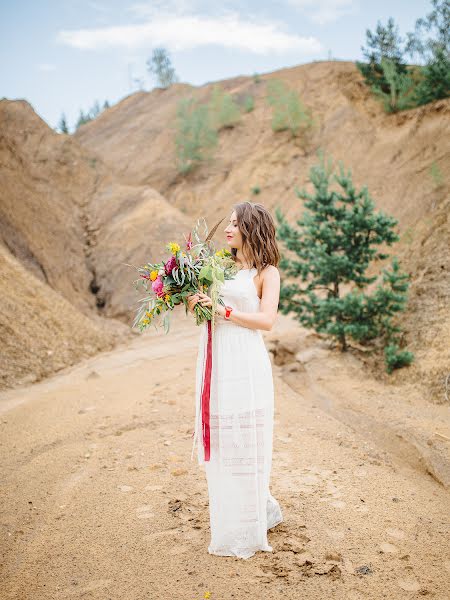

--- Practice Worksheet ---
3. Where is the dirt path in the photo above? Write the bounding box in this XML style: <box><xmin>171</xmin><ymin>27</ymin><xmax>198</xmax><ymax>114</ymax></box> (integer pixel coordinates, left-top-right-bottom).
<box><xmin>1</xmin><ymin>314</ymin><xmax>449</xmax><ymax>600</ymax></box>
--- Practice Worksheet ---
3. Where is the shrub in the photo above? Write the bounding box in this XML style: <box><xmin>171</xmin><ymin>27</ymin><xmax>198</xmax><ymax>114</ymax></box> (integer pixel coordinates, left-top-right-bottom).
<box><xmin>208</xmin><ymin>85</ymin><xmax>241</xmax><ymax>130</ymax></box>
<box><xmin>266</xmin><ymin>79</ymin><xmax>314</xmax><ymax>145</ymax></box>
<box><xmin>175</xmin><ymin>97</ymin><xmax>217</xmax><ymax>174</ymax></box>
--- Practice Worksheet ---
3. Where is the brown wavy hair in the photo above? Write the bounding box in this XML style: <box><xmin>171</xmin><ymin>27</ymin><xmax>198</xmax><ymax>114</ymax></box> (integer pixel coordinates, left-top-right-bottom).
<box><xmin>230</xmin><ymin>201</ymin><xmax>280</xmax><ymax>276</ymax></box>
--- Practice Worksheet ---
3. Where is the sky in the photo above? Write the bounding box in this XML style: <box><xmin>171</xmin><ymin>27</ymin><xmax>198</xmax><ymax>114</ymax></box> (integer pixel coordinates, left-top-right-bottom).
<box><xmin>0</xmin><ymin>0</ymin><xmax>432</xmax><ymax>132</ymax></box>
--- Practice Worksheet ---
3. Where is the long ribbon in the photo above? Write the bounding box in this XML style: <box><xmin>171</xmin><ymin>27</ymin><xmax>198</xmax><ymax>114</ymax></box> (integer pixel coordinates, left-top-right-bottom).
<box><xmin>200</xmin><ymin>319</ymin><xmax>212</xmax><ymax>461</ymax></box>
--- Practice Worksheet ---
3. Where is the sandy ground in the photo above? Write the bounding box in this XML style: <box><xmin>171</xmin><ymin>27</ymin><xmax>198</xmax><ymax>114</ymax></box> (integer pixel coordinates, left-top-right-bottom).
<box><xmin>1</xmin><ymin>313</ymin><xmax>450</xmax><ymax>600</ymax></box>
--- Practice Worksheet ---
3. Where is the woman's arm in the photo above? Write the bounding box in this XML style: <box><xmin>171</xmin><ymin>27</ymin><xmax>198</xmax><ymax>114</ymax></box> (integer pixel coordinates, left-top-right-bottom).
<box><xmin>197</xmin><ymin>266</ymin><xmax>280</xmax><ymax>332</ymax></box>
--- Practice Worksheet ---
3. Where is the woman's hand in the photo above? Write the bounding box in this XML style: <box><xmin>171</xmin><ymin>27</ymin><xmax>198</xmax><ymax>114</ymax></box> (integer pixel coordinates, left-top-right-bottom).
<box><xmin>196</xmin><ymin>291</ymin><xmax>226</xmax><ymax>317</ymax></box>
<box><xmin>186</xmin><ymin>293</ymin><xmax>200</xmax><ymax>314</ymax></box>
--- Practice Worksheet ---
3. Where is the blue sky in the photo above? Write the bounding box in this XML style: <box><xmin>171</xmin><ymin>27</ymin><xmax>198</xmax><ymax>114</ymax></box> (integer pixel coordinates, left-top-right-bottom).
<box><xmin>1</xmin><ymin>0</ymin><xmax>431</xmax><ymax>132</ymax></box>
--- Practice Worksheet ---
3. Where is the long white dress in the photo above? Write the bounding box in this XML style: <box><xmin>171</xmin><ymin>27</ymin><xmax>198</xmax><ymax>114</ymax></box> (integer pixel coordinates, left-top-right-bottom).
<box><xmin>191</xmin><ymin>267</ymin><xmax>283</xmax><ymax>559</ymax></box>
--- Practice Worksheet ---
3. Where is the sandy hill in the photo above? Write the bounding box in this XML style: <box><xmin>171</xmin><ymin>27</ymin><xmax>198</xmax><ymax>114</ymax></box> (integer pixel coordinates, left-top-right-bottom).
<box><xmin>73</xmin><ymin>61</ymin><xmax>449</xmax><ymax>401</ymax></box>
<box><xmin>0</xmin><ymin>99</ymin><xmax>191</xmax><ymax>389</ymax></box>
<box><xmin>1</xmin><ymin>61</ymin><xmax>448</xmax><ymax>398</ymax></box>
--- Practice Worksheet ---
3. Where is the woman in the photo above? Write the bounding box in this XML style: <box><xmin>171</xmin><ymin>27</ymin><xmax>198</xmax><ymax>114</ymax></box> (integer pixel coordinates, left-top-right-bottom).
<box><xmin>187</xmin><ymin>201</ymin><xmax>283</xmax><ymax>559</ymax></box>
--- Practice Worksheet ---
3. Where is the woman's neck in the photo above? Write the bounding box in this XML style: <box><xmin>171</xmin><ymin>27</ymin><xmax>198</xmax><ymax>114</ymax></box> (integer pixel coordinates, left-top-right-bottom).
<box><xmin>234</xmin><ymin>250</ymin><xmax>252</xmax><ymax>269</ymax></box>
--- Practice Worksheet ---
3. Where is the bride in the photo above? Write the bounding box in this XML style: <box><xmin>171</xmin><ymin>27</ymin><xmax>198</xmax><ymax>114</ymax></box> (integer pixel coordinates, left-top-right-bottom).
<box><xmin>187</xmin><ymin>201</ymin><xmax>283</xmax><ymax>559</ymax></box>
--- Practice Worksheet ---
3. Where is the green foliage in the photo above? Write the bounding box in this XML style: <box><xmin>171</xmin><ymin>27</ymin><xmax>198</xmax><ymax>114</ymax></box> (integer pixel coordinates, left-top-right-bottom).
<box><xmin>357</xmin><ymin>17</ymin><xmax>409</xmax><ymax>93</ymax></box>
<box><xmin>358</xmin><ymin>4</ymin><xmax>449</xmax><ymax>111</ymax></box>
<box><xmin>429</xmin><ymin>161</ymin><xmax>444</xmax><ymax>188</ymax></box>
<box><xmin>266</xmin><ymin>79</ymin><xmax>314</xmax><ymax>144</ymax></box>
<box><xmin>371</xmin><ymin>58</ymin><xmax>416</xmax><ymax>112</ymax></box>
<box><xmin>146</xmin><ymin>47</ymin><xmax>178</xmax><ymax>88</ymax></box>
<box><xmin>275</xmin><ymin>153</ymin><xmax>413</xmax><ymax>373</ymax></box>
<box><xmin>75</xmin><ymin>99</ymin><xmax>110</xmax><ymax>130</ymax></box>
<box><xmin>208</xmin><ymin>85</ymin><xmax>241</xmax><ymax>130</ymax></box>
<box><xmin>251</xmin><ymin>185</ymin><xmax>261</xmax><ymax>195</ymax></box>
<box><xmin>253</xmin><ymin>72</ymin><xmax>261</xmax><ymax>83</ymax></box>
<box><xmin>175</xmin><ymin>97</ymin><xmax>218</xmax><ymax>174</ymax></box>
<box><xmin>384</xmin><ymin>342</ymin><xmax>414</xmax><ymax>374</ymax></box>
<box><xmin>57</xmin><ymin>112</ymin><xmax>69</xmax><ymax>134</ymax></box>
<box><xmin>244</xmin><ymin>95</ymin><xmax>255</xmax><ymax>112</ymax></box>
<box><xmin>411</xmin><ymin>46</ymin><xmax>450</xmax><ymax>105</ymax></box>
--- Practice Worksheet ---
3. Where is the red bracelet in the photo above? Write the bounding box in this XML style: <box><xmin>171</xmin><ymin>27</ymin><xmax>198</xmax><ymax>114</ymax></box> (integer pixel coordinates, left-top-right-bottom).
<box><xmin>224</xmin><ymin>305</ymin><xmax>233</xmax><ymax>320</ymax></box>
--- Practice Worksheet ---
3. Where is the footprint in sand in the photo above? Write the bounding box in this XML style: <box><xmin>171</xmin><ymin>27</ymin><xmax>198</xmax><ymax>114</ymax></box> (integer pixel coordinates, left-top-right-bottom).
<box><xmin>136</xmin><ymin>505</ymin><xmax>155</xmax><ymax>519</ymax></box>
<box><xmin>386</xmin><ymin>527</ymin><xmax>405</xmax><ymax>540</ymax></box>
<box><xmin>379</xmin><ymin>542</ymin><xmax>399</xmax><ymax>553</ymax></box>
<box><xmin>353</xmin><ymin>468</ymin><xmax>368</xmax><ymax>477</ymax></box>
<box><xmin>397</xmin><ymin>578</ymin><xmax>420</xmax><ymax>592</ymax></box>
<box><xmin>118</xmin><ymin>485</ymin><xmax>133</xmax><ymax>492</ymax></box>
<box><xmin>64</xmin><ymin>579</ymin><xmax>112</xmax><ymax>595</ymax></box>
<box><xmin>326</xmin><ymin>499</ymin><xmax>346</xmax><ymax>509</ymax></box>
<box><xmin>325</xmin><ymin>529</ymin><xmax>345</xmax><ymax>541</ymax></box>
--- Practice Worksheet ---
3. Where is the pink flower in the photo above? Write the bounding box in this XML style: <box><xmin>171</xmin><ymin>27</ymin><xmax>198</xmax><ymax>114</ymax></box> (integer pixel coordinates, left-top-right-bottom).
<box><xmin>151</xmin><ymin>275</ymin><xmax>165</xmax><ymax>297</ymax></box>
<box><xmin>185</xmin><ymin>231</ymin><xmax>193</xmax><ymax>250</ymax></box>
<box><xmin>164</xmin><ymin>256</ymin><xmax>177</xmax><ymax>275</ymax></box>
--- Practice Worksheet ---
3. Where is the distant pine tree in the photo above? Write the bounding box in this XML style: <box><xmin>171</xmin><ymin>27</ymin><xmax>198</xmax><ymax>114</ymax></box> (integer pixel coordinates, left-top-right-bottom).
<box><xmin>103</xmin><ymin>99</ymin><xmax>110</xmax><ymax>110</ymax></box>
<box><xmin>57</xmin><ymin>112</ymin><xmax>69</xmax><ymax>134</ymax></box>
<box><xmin>275</xmin><ymin>153</ymin><xmax>414</xmax><ymax>373</ymax></box>
<box><xmin>75</xmin><ymin>109</ymin><xmax>90</xmax><ymax>130</ymax></box>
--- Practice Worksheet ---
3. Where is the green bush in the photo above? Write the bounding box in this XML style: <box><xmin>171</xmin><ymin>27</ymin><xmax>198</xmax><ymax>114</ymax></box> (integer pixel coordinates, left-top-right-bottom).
<box><xmin>175</xmin><ymin>97</ymin><xmax>218</xmax><ymax>174</ymax></box>
<box><xmin>371</xmin><ymin>58</ymin><xmax>416</xmax><ymax>112</ymax></box>
<box><xmin>266</xmin><ymin>79</ymin><xmax>314</xmax><ymax>144</ymax></box>
<box><xmin>244</xmin><ymin>95</ymin><xmax>255</xmax><ymax>112</ymax></box>
<box><xmin>208</xmin><ymin>85</ymin><xmax>241</xmax><ymax>130</ymax></box>
<box><xmin>384</xmin><ymin>343</ymin><xmax>414</xmax><ymax>374</ymax></box>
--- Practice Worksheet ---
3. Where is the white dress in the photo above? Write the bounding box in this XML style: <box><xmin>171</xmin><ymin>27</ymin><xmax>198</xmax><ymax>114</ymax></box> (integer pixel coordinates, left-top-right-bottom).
<box><xmin>191</xmin><ymin>267</ymin><xmax>283</xmax><ymax>559</ymax></box>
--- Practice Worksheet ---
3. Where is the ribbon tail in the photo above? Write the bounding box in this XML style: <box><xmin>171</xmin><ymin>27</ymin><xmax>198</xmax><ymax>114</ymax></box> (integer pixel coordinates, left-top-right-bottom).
<box><xmin>201</xmin><ymin>319</ymin><xmax>212</xmax><ymax>462</ymax></box>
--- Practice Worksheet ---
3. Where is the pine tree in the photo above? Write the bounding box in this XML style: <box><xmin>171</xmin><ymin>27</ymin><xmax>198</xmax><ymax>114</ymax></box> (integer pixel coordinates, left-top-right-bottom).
<box><xmin>275</xmin><ymin>154</ymin><xmax>414</xmax><ymax>372</ymax></box>
<box><xmin>75</xmin><ymin>109</ymin><xmax>90</xmax><ymax>130</ymax></box>
<box><xmin>57</xmin><ymin>112</ymin><xmax>69</xmax><ymax>134</ymax></box>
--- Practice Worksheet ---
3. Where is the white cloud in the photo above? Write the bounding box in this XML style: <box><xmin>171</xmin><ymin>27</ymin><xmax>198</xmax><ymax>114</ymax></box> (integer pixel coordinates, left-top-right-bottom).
<box><xmin>287</xmin><ymin>0</ymin><xmax>358</xmax><ymax>25</ymax></box>
<box><xmin>56</xmin><ymin>11</ymin><xmax>323</xmax><ymax>55</ymax></box>
<box><xmin>37</xmin><ymin>63</ymin><xmax>57</xmax><ymax>72</ymax></box>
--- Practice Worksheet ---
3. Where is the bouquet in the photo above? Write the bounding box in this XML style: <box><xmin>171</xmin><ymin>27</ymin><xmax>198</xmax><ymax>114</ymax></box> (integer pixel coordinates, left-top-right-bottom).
<box><xmin>128</xmin><ymin>217</ymin><xmax>238</xmax><ymax>334</ymax></box>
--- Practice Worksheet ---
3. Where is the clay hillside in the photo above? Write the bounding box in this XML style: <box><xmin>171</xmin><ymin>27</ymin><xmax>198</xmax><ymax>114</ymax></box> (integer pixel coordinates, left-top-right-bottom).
<box><xmin>1</xmin><ymin>60</ymin><xmax>449</xmax><ymax>398</ymax></box>
<box><xmin>0</xmin><ymin>99</ymin><xmax>191</xmax><ymax>389</ymax></box>
<box><xmin>74</xmin><ymin>60</ymin><xmax>449</xmax><ymax>400</ymax></box>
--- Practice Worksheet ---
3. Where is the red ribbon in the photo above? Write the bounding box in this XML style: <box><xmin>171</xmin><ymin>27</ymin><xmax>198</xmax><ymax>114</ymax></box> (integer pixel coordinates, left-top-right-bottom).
<box><xmin>201</xmin><ymin>319</ymin><xmax>212</xmax><ymax>461</ymax></box>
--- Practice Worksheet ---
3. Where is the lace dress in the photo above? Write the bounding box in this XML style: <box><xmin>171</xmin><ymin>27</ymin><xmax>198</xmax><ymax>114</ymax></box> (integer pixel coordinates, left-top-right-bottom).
<box><xmin>191</xmin><ymin>267</ymin><xmax>283</xmax><ymax>559</ymax></box>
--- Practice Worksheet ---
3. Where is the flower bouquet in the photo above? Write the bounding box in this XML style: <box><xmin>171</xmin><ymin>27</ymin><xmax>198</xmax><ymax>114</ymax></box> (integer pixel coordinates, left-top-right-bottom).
<box><xmin>127</xmin><ymin>217</ymin><xmax>238</xmax><ymax>334</ymax></box>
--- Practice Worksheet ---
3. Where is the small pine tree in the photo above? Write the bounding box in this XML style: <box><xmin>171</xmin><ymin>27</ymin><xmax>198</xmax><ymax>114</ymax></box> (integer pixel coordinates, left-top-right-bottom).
<box><xmin>208</xmin><ymin>85</ymin><xmax>241</xmax><ymax>130</ymax></box>
<box><xmin>57</xmin><ymin>112</ymin><xmax>69</xmax><ymax>134</ymax></box>
<box><xmin>275</xmin><ymin>154</ymin><xmax>413</xmax><ymax>372</ymax></box>
<box><xmin>371</xmin><ymin>57</ymin><xmax>416</xmax><ymax>112</ymax></box>
<box><xmin>146</xmin><ymin>47</ymin><xmax>178</xmax><ymax>89</ymax></box>
<box><xmin>103</xmin><ymin>99</ymin><xmax>110</xmax><ymax>110</ymax></box>
<box><xmin>75</xmin><ymin>109</ymin><xmax>90</xmax><ymax>130</ymax></box>
<box><xmin>357</xmin><ymin>17</ymin><xmax>409</xmax><ymax>93</ymax></box>
<box><xmin>89</xmin><ymin>100</ymin><xmax>101</xmax><ymax>119</ymax></box>
<box><xmin>175</xmin><ymin>97</ymin><xmax>218</xmax><ymax>174</ymax></box>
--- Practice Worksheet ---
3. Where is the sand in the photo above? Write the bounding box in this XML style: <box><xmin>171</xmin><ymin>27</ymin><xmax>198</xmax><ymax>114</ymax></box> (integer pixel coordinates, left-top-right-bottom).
<box><xmin>1</xmin><ymin>312</ymin><xmax>449</xmax><ymax>600</ymax></box>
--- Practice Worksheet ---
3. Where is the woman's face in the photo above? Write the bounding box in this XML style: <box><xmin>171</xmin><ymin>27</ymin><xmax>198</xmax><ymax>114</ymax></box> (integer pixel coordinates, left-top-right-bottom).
<box><xmin>224</xmin><ymin>210</ymin><xmax>243</xmax><ymax>250</ymax></box>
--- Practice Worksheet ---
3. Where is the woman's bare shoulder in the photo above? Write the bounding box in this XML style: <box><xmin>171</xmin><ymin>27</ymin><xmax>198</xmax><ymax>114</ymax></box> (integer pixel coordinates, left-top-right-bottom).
<box><xmin>261</xmin><ymin>264</ymin><xmax>280</xmax><ymax>277</ymax></box>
